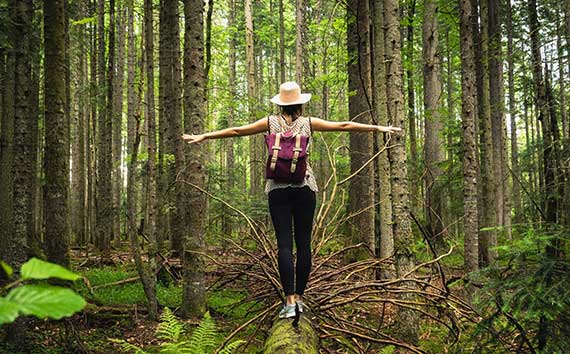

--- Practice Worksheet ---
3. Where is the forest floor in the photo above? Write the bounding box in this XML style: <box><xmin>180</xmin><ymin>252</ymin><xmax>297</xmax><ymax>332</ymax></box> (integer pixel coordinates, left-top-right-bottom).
<box><xmin>0</xmin><ymin>245</ymin><xmax>268</xmax><ymax>354</ymax></box>
<box><xmin>0</xmin><ymin>243</ymin><xmax>470</xmax><ymax>354</ymax></box>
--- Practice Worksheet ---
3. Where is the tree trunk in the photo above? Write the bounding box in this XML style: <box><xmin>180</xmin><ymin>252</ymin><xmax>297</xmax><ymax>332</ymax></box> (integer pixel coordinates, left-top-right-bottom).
<box><xmin>459</xmin><ymin>0</ymin><xmax>479</xmax><ymax>273</ymax></box>
<box><xmin>263</xmin><ymin>314</ymin><xmax>319</xmax><ymax>353</ymax></box>
<box><xmin>182</xmin><ymin>0</ymin><xmax>207</xmax><ymax>319</ymax></box>
<box><xmin>506</xmin><ymin>0</ymin><xmax>521</xmax><ymax>225</ymax></box>
<box><xmin>475</xmin><ymin>0</ymin><xmax>497</xmax><ymax>266</ymax></box>
<box><xmin>245</xmin><ymin>0</ymin><xmax>261</xmax><ymax>196</ymax></box>
<box><xmin>9</xmin><ymin>0</ymin><xmax>34</xmax><ymax>269</ymax></box>
<box><xmin>113</xmin><ymin>0</ymin><xmax>126</xmax><ymax>247</ymax></box>
<box><xmin>44</xmin><ymin>0</ymin><xmax>70</xmax><ymax>266</ymax></box>
<box><xmin>0</xmin><ymin>9</ymin><xmax>15</xmax><ymax>265</ymax></box>
<box><xmin>295</xmin><ymin>0</ymin><xmax>305</xmax><ymax>84</ymax></box>
<box><xmin>382</xmin><ymin>0</ymin><xmax>419</xmax><ymax>343</ymax></box>
<box><xmin>160</xmin><ymin>0</ymin><xmax>185</xmax><ymax>255</ymax></box>
<box><xmin>422</xmin><ymin>0</ymin><xmax>446</xmax><ymax>253</ymax></box>
<box><xmin>96</xmin><ymin>0</ymin><xmax>113</xmax><ymax>260</ymax></box>
<box><xmin>346</xmin><ymin>0</ymin><xmax>375</xmax><ymax>261</ymax></box>
<box><xmin>406</xmin><ymin>0</ymin><xmax>419</xmax><ymax>217</ymax></box>
<box><xmin>488</xmin><ymin>0</ymin><xmax>508</xmax><ymax>240</ymax></box>
<box><xmin>279</xmin><ymin>0</ymin><xmax>285</xmax><ymax>83</ymax></box>
<box><xmin>222</xmin><ymin>0</ymin><xmax>236</xmax><ymax>238</ymax></box>
<box><xmin>371</xmin><ymin>0</ymin><xmax>394</xmax><ymax>278</ymax></box>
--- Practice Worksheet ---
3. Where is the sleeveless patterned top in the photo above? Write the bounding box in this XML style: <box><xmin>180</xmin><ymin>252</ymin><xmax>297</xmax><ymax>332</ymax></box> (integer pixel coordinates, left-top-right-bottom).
<box><xmin>264</xmin><ymin>115</ymin><xmax>319</xmax><ymax>194</ymax></box>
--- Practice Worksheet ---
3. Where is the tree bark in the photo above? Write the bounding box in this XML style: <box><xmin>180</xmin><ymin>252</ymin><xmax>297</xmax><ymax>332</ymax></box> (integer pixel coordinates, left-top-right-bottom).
<box><xmin>406</xmin><ymin>0</ymin><xmax>419</xmax><ymax>217</ymax></box>
<box><xmin>371</xmin><ymin>0</ymin><xmax>394</xmax><ymax>278</ymax></box>
<box><xmin>295</xmin><ymin>0</ymin><xmax>305</xmax><ymax>84</ymax></box>
<box><xmin>245</xmin><ymin>0</ymin><xmax>261</xmax><ymax>196</ymax></box>
<box><xmin>113</xmin><ymin>0</ymin><xmax>126</xmax><ymax>247</ymax></box>
<box><xmin>475</xmin><ymin>0</ymin><xmax>497</xmax><ymax>266</ymax></box>
<box><xmin>506</xmin><ymin>0</ymin><xmax>521</xmax><ymax>224</ymax></box>
<box><xmin>276</xmin><ymin>0</ymin><xmax>285</xmax><ymax>83</ymax></box>
<box><xmin>459</xmin><ymin>0</ymin><xmax>479</xmax><ymax>273</ymax></box>
<box><xmin>422</xmin><ymin>0</ymin><xmax>446</xmax><ymax>253</ymax></box>
<box><xmin>182</xmin><ymin>0</ymin><xmax>207</xmax><ymax>319</ymax></box>
<box><xmin>488</xmin><ymin>0</ymin><xmax>507</xmax><ymax>240</ymax></box>
<box><xmin>160</xmin><ymin>0</ymin><xmax>185</xmax><ymax>255</ymax></box>
<box><xmin>44</xmin><ymin>0</ymin><xmax>70</xmax><ymax>266</ymax></box>
<box><xmin>0</xmin><ymin>6</ymin><xmax>15</xmax><ymax>264</ymax></box>
<box><xmin>346</xmin><ymin>0</ymin><xmax>375</xmax><ymax>261</ymax></box>
<box><xmin>382</xmin><ymin>0</ymin><xmax>419</xmax><ymax>343</ymax></box>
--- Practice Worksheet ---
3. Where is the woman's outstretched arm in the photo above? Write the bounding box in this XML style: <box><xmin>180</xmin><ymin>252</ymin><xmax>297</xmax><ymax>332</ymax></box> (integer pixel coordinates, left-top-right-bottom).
<box><xmin>311</xmin><ymin>117</ymin><xmax>402</xmax><ymax>133</ymax></box>
<box><xmin>182</xmin><ymin>117</ymin><xmax>268</xmax><ymax>144</ymax></box>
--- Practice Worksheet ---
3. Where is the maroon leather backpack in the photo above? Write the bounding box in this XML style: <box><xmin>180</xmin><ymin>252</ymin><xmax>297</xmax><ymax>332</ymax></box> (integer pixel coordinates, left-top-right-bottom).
<box><xmin>264</xmin><ymin>118</ymin><xmax>310</xmax><ymax>184</ymax></box>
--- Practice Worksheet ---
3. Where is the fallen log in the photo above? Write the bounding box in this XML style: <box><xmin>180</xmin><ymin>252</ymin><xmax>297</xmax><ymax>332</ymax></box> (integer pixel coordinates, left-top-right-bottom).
<box><xmin>263</xmin><ymin>308</ymin><xmax>319</xmax><ymax>354</ymax></box>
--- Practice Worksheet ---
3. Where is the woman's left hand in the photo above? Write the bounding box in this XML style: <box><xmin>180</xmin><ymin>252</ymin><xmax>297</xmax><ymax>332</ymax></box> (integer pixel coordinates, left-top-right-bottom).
<box><xmin>379</xmin><ymin>125</ymin><xmax>402</xmax><ymax>134</ymax></box>
<box><xmin>182</xmin><ymin>133</ymin><xmax>207</xmax><ymax>144</ymax></box>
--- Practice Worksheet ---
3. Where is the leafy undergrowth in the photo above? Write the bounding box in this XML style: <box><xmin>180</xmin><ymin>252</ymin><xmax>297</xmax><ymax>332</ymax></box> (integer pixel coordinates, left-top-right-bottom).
<box><xmin>0</xmin><ymin>252</ymin><xmax>266</xmax><ymax>354</ymax></box>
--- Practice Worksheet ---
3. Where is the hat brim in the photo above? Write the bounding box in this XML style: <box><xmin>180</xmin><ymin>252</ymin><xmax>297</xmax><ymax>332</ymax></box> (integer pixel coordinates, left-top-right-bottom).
<box><xmin>270</xmin><ymin>93</ymin><xmax>312</xmax><ymax>106</ymax></box>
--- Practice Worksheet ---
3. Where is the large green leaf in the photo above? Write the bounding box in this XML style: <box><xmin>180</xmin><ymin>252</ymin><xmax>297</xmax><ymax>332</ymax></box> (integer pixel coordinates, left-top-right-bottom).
<box><xmin>20</xmin><ymin>258</ymin><xmax>82</xmax><ymax>281</ymax></box>
<box><xmin>0</xmin><ymin>298</ymin><xmax>20</xmax><ymax>324</ymax></box>
<box><xmin>0</xmin><ymin>260</ymin><xmax>13</xmax><ymax>278</ymax></box>
<box><xmin>6</xmin><ymin>284</ymin><xmax>86</xmax><ymax>319</ymax></box>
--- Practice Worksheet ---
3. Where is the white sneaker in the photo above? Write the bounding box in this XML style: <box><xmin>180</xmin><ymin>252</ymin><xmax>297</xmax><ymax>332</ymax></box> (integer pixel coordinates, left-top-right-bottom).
<box><xmin>296</xmin><ymin>300</ymin><xmax>305</xmax><ymax>313</ymax></box>
<box><xmin>278</xmin><ymin>303</ymin><xmax>296</xmax><ymax>319</ymax></box>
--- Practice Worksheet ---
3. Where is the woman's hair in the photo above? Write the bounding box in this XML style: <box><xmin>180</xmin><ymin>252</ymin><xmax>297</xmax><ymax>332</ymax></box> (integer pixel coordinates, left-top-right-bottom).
<box><xmin>280</xmin><ymin>104</ymin><xmax>303</xmax><ymax>121</ymax></box>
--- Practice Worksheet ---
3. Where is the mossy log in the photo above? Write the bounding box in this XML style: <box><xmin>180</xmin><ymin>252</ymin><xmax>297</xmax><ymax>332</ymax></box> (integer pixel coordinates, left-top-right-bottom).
<box><xmin>263</xmin><ymin>311</ymin><xmax>319</xmax><ymax>354</ymax></box>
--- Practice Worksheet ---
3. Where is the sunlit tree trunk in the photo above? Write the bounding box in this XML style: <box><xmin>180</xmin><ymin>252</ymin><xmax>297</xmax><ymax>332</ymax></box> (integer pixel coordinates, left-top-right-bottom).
<box><xmin>506</xmin><ymin>0</ymin><xmax>520</xmax><ymax>225</ymax></box>
<box><xmin>113</xmin><ymin>0</ymin><xmax>126</xmax><ymax>246</ymax></box>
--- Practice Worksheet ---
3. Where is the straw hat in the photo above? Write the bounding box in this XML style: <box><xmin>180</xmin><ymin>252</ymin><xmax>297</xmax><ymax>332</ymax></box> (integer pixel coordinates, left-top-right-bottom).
<box><xmin>270</xmin><ymin>81</ymin><xmax>312</xmax><ymax>106</ymax></box>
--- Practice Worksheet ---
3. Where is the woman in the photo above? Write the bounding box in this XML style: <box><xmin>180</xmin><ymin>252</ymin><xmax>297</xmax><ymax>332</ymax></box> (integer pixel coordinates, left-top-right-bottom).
<box><xmin>182</xmin><ymin>82</ymin><xmax>401</xmax><ymax>319</ymax></box>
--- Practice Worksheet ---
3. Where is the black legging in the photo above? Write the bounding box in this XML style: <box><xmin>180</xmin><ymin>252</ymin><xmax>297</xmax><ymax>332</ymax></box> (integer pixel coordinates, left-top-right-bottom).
<box><xmin>268</xmin><ymin>186</ymin><xmax>316</xmax><ymax>296</ymax></box>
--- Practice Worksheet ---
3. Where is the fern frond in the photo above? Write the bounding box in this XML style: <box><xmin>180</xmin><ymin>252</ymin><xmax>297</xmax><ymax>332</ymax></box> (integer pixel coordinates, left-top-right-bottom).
<box><xmin>218</xmin><ymin>339</ymin><xmax>246</xmax><ymax>354</ymax></box>
<box><xmin>156</xmin><ymin>307</ymin><xmax>184</xmax><ymax>342</ymax></box>
<box><xmin>187</xmin><ymin>311</ymin><xmax>219</xmax><ymax>354</ymax></box>
<box><xmin>108</xmin><ymin>338</ymin><xmax>150</xmax><ymax>354</ymax></box>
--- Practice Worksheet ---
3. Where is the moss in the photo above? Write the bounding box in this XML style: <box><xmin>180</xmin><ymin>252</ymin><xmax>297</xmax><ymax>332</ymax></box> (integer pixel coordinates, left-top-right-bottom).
<box><xmin>263</xmin><ymin>315</ymin><xmax>318</xmax><ymax>354</ymax></box>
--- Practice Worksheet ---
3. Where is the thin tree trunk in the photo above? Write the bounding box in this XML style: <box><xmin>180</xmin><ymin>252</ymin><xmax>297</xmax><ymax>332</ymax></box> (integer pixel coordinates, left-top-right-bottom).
<box><xmin>459</xmin><ymin>0</ymin><xmax>479</xmax><ymax>273</ymax></box>
<box><xmin>506</xmin><ymin>0</ymin><xmax>521</xmax><ymax>225</ymax></box>
<box><xmin>383</xmin><ymin>0</ymin><xmax>419</xmax><ymax>342</ymax></box>
<box><xmin>222</xmin><ymin>0</ymin><xmax>236</xmax><ymax>238</ymax></box>
<box><xmin>371</xmin><ymin>0</ymin><xmax>394</xmax><ymax>278</ymax></box>
<box><xmin>347</xmin><ymin>0</ymin><xmax>374</xmax><ymax>261</ymax></box>
<box><xmin>295</xmin><ymin>0</ymin><xmax>305</xmax><ymax>84</ymax></box>
<box><xmin>44</xmin><ymin>0</ymin><xmax>70</xmax><ymax>266</ymax></box>
<box><xmin>245</xmin><ymin>0</ymin><xmax>260</xmax><ymax>196</ymax></box>
<box><xmin>475</xmin><ymin>0</ymin><xmax>497</xmax><ymax>266</ymax></box>
<box><xmin>422</xmin><ymin>0</ymin><xmax>446</xmax><ymax>253</ymax></box>
<box><xmin>406</xmin><ymin>0</ymin><xmax>419</xmax><ymax>216</ymax></box>
<box><xmin>279</xmin><ymin>0</ymin><xmax>285</xmax><ymax>83</ymax></box>
<box><xmin>113</xmin><ymin>0</ymin><xmax>126</xmax><ymax>247</ymax></box>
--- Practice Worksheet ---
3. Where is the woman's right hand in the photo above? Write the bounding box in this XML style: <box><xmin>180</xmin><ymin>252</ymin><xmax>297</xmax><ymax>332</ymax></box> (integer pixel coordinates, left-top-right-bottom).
<box><xmin>182</xmin><ymin>133</ymin><xmax>206</xmax><ymax>144</ymax></box>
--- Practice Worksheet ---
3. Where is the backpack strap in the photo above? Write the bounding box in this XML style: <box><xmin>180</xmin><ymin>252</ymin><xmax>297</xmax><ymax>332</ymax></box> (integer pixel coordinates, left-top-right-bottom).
<box><xmin>269</xmin><ymin>133</ymin><xmax>282</xmax><ymax>171</ymax></box>
<box><xmin>267</xmin><ymin>116</ymin><xmax>271</xmax><ymax>133</ymax></box>
<box><xmin>308</xmin><ymin>116</ymin><xmax>312</xmax><ymax>134</ymax></box>
<box><xmin>290</xmin><ymin>134</ymin><xmax>302</xmax><ymax>173</ymax></box>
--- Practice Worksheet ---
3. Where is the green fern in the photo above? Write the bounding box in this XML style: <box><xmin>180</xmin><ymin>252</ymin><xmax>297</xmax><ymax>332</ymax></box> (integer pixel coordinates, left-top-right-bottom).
<box><xmin>108</xmin><ymin>338</ymin><xmax>150</xmax><ymax>354</ymax></box>
<box><xmin>108</xmin><ymin>308</ymin><xmax>244</xmax><ymax>354</ymax></box>
<box><xmin>156</xmin><ymin>307</ymin><xmax>184</xmax><ymax>343</ymax></box>
<box><xmin>218</xmin><ymin>339</ymin><xmax>247</xmax><ymax>354</ymax></box>
<box><xmin>187</xmin><ymin>311</ymin><xmax>219</xmax><ymax>354</ymax></box>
